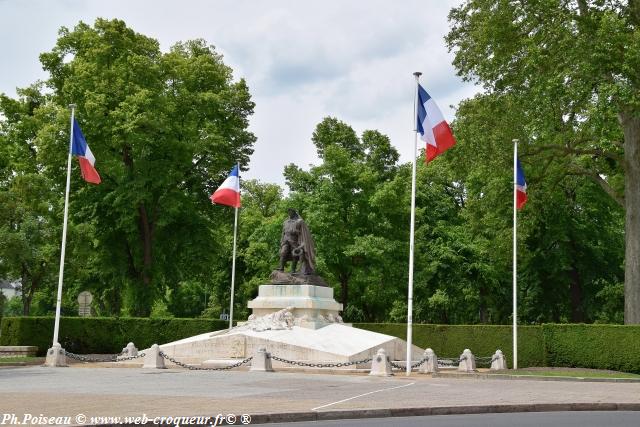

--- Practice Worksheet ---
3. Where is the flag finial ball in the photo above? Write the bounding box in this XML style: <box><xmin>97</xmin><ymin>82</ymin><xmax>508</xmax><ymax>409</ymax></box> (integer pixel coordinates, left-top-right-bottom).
<box><xmin>413</xmin><ymin>71</ymin><xmax>422</xmax><ymax>77</ymax></box>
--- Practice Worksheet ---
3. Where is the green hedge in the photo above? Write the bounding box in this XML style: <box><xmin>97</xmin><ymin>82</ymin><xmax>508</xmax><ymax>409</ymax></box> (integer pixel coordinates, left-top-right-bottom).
<box><xmin>355</xmin><ymin>323</ymin><xmax>545</xmax><ymax>368</ymax></box>
<box><xmin>3</xmin><ymin>318</ymin><xmax>639</xmax><ymax>373</ymax></box>
<box><xmin>542</xmin><ymin>324</ymin><xmax>640</xmax><ymax>374</ymax></box>
<box><xmin>0</xmin><ymin>317</ymin><xmax>229</xmax><ymax>356</ymax></box>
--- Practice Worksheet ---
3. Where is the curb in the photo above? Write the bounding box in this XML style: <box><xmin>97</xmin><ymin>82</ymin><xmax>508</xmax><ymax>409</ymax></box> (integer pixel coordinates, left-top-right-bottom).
<box><xmin>85</xmin><ymin>403</ymin><xmax>640</xmax><ymax>426</ymax></box>
<box><xmin>433</xmin><ymin>372</ymin><xmax>640</xmax><ymax>383</ymax></box>
<box><xmin>250</xmin><ymin>403</ymin><xmax>640</xmax><ymax>424</ymax></box>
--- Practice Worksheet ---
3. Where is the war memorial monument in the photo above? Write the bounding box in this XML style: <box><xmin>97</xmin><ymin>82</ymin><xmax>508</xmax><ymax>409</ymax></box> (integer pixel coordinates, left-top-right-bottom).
<box><xmin>141</xmin><ymin>209</ymin><xmax>422</xmax><ymax>368</ymax></box>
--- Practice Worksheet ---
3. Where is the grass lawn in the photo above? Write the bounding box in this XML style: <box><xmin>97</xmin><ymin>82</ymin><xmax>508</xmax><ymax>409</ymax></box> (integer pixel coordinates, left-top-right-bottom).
<box><xmin>0</xmin><ymin>356</ymin><xmax>44</xmax><ymax>365</ymax></box>
<box><xmin>505</xmin><ymin>368</ymin><xmax>640</xmax><ymax>379</ymax></box>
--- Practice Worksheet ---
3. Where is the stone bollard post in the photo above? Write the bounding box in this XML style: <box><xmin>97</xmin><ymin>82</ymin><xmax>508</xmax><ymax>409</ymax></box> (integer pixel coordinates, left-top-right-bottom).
<box><xmin>490</xmin><ymin>349</ymin><xmax>507</xmax><ymax>370</ymax></box>
<box><xmin>369</xmin><ymin>348</ymin><xmax>393</xmax><ymax>376</ymax></box>
<box><xmin>44</xmin><ymin>343</ymin><xmax>67</xmax><ymax>367</ymax></box>
<box><xmin>119</xmin><ymin>342</ymin><xmax>138</xmax><ymax>359</ymax></box>
<box><xmin>419</xmin><ymin>348</ymin><xmax>438</xmax><ymax>374</ymax></box>
<box><xmin>250</xmin><ymin>347</ymin><xmax>274</xmax><ymax>372</ymax></box>
<box><xmin>142</xmin><ymin>344</ymin><xmax>166</xmax><ymax>369</ymax></box>
<box><xmin>457</xmin><ymin>349</ymin><xmax>477</xmax><ymax>372</ymax></box>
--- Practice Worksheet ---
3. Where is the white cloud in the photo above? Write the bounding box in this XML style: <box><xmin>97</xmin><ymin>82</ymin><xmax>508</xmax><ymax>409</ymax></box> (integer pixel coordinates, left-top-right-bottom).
<box><xmin>0</xmin><ymin>0</ymin><xmax>480</xmax><ymax>186</ymax></box>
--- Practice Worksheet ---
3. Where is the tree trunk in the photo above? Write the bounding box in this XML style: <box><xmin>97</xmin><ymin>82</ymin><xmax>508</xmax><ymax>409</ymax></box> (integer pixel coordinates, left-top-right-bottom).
<box><xmin>21</xmin><ymin>289</ymin><xmax>32</xmax><ymax>316</ymax></box>
<box><xmin>620</xmin><ymin>111</ymin><xmax>640</xmax><ymax>324</ymax></box>
<box><xmin>569</xmin><ymin>264</ymin><xmax>583</xmax><ymax>323</ymax></box>
<box><xmin>138</xmin><ymin>203</ymin><xmax>153</xmax><ymax>287</ymax></box>
<box><xmin>478</xmin><ymin>285</ymin><xmax>488</xmax><ymax>323</ymax></box>
<box><xmin>136</xmin><ymin>203</ymin><xmax>154</xmax><ymax>316</ymax></box>
<box><xmin>20</xmin><ymin>266</ymin><xmax>33</xmax><ymax>316</ymax></box>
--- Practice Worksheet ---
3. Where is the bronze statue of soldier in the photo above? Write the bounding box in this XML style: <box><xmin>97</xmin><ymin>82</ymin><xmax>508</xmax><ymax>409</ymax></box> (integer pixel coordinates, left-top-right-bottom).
<box><xmin>278</xmin><ymin>209</ymin><xmax>316</xmax><ymax>275</ymax></box>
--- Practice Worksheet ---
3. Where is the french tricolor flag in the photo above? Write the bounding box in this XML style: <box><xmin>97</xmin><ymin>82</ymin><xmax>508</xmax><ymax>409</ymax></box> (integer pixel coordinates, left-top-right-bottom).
<box><xmin>210</xmin><ymin>165</ymin><xmax>241</xmax><ymax>208</ymax></box>
<box><xmin>71</xmin><ymin>119</ymin><xmax>101</xmax><ymax>184</ymax></box>
<box><xmin>516</xmin><ymin>158</ymin><xmax>527</xmax><ymax>209</ymax></box>
<box><xmin>417</xmin><ymin>84</ymin><xmax>456</xmax><ymax>162</ymax></box>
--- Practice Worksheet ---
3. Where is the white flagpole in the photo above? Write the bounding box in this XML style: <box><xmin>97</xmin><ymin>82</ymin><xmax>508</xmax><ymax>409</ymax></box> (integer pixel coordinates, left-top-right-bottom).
<box><xmin>228</xmin><ymin>163</ymin><xmax>240</xmax><ymax>330</ymax></box>
<box><xmin>512</xmin><ymin>139</ymin><xmax>519</xmax><ymax>370</ymax></box>
<box><xmin>52</xmin><ymin>104</ymin><xmax>75</xmax><ymax>347</ymax></box>
<box><xmin>406</xmin><ymin>72</ymin><xmax>421</xmax><ymax>376</ymax></box>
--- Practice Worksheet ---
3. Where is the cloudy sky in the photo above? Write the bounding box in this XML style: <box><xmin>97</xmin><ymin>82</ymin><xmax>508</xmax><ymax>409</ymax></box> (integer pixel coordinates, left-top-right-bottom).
<box><xmin>0</xmin><ymin>0</ymin><xmax>479</xmax><ymax>186</ymax></box>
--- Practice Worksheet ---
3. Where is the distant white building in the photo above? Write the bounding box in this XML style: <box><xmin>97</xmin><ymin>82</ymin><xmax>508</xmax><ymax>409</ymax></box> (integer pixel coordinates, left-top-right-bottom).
<box><xmin>0</xmin><ymin>280</ymin><xmax>21</xmax><ymax>299</ymax></box>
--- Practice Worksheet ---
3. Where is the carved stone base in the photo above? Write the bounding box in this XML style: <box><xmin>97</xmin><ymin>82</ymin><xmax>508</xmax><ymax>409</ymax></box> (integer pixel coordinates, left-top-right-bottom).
<box><xmin>247</xmin><ymin>284</ymin><xmax>343</xmax><ymax>330</ymax></box>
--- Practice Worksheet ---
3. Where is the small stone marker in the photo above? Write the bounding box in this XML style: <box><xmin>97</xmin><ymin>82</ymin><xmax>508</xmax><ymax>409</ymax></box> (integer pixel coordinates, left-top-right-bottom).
<box><xmin>142</xmin><ymin>344</ymin><xmax>165</xmax><ymax>369</ymax></box>
<box><xmin>420</xmin><ymin>348</ymin><xmax>438</xmax><ymax>374</ymax></box>
<box><xmin>250</xmin><ymin>347</ymin><xmax>274</xmax><ymax>372</ymax></box>
<box><xmin>77</xmin><ymin>291</ymin><xmax>93</xmax><ymax>317</ymax></box>
<box><xmin>490</xmin><ymin>349</ymin><xmax>507</xmax><ymax>370</ymax></box>
<box><xmin>119</xmin><ymin>342</ymin><xmax>138</xmax><ymax>359</ymax></box>
<box><xmin>458</xmin><ymin>348</ymin><xmax>477</xmax><ymax>372</ymax></box>
<box><xmin>369</xmin><ymin>348</ymin><xmax>393</xmax><ymax>376</ymax></box>
<box><xmin>44</xmin><ymin>343</ymin><xmax>67</xmax><ymax>367</ymax></box>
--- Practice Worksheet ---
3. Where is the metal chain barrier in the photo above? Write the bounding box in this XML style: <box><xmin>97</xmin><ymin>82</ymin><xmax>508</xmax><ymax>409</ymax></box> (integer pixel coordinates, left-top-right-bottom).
<box><xmin>437</xmin><ymin>356</ymin><xmax>465</xmax><ymax>368</ymax></box>
<box><xmin>268</xmin><ymin>354</ymin><xmax>372</xmax><ymax>368</ymax></box>
<box><xmin>159</xmin><ymin>351</ymin><xmax>253</xmax><ymax>371</ymax></box>
<box><xmin>389</xmin><ymin>354</ymin><xmax>430</xmax><ymax>370</ymax></box>
<box><xmin>474</xmin><ymin>356</ymin><xmax>494</xmax><ymax>368</ymax></box>
<box><xmin>65</xmin><ymin>351</ymin><xmax>145</xmax><ymax>363</ymax></box>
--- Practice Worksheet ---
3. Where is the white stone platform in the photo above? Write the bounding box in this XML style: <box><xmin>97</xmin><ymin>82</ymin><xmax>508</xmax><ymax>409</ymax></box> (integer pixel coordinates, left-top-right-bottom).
<box><xmin>153</xmin><ymin>323</ymin><xmax>423</xmax><ymax>367</ymax></box>
<box><xmin>141</xmin><ymin>283</ymin><xmax>422</xmax><ymax>368</ymax></box>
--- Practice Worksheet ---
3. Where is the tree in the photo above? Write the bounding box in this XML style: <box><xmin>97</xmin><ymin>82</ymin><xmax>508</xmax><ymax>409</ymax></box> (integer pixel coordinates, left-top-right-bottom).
<box><xmin>0</xmin><ymin>88</ymin><xmax>63</xmax><ymax>315</ymax></box>
<box><xmin>283</xmin><ymin>118</ymin><xmax>405</xmax><ymax>319</ymax></box>
<box><xmin>1</xmin><ymin>19</ymin><xmax>255</xmax><ymax>316</ymax></box>
<box><xmin>447</xmin><ymin>0</ymin><xmax>640</xmax><ymax>323</ymax></box>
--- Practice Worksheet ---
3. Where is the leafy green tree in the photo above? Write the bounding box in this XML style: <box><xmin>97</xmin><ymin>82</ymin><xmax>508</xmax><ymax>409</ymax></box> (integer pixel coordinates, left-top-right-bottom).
<box><xmin>283</xmin><ymin>118</ymin><xmax>405</xmax><ymax>319</ymax></box>
<box><xmin>0</xmin><ymin>89</ymin><xmax>62</xmax><ymax>315</ymax></box>
<box><xmin>446</xmin><ymin>90</ymin><xmax>625</xmax><ymax>324</ymax></box>
<box><xmin>447</xmin><ymin>0</ymin><xmax>640</xmax><ymax>323</ymax></box>
<box><xmin>30</xmin><ymin>19</ymin><xmax>256</xmax><ymax>315</ymax></box>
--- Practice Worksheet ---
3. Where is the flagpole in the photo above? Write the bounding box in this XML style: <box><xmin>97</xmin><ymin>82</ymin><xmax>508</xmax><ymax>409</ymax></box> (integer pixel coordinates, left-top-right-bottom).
<box><xmin>406</xmin><ymin>72</ymin><xmax>421</xmax><ymax>376</ymax></box>
<box><xmin>512</xmin><ymin>139</ymin><xmax>519</xmax><ymax>370</ymax></box>
<box><xmin>52</xmin><ymin>104</ymin><xmax>75</xmax><ymax>347</ymax></box>
<box><xmin>229</xmin><ymin>162</ymin><xmax>240</xmax><ymax>330</ymax></box>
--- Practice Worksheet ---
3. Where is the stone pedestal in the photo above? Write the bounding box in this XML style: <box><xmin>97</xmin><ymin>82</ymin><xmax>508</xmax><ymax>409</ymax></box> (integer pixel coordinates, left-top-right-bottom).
<box><xmin>142</xmin><ymin>344</ymin><xmax>165</xmax><ymax>369</ymax></box>
<box><xmin>44</xmin><ymin>343</ymin><xmax>67</xmax><ymax>367</ymax></box>
<box><xmin>369</xmin><ymin>348</ymin><xmax>393</xmax><ymax>376</ymax></box>
<box><xmin>247</xmin><ymin>284</ymin><xmax>343</xmax><ymax>330</ymax></box>
<box><xmin>141</xmin><ymin>281</ymin><xmax>424</xmax><ymax>368</ymax></box>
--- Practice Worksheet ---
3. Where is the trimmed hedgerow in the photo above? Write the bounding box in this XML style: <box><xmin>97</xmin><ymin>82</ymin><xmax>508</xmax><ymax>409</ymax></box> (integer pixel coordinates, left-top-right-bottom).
<box><xmin>355</xmin><ymin>323</ymin><xmax>545</xmax><ymax>368</ymax></box>
<box><xmin>0</xmin><ymin>317</ymin><xmax>229</xmax><ymax>356</ymax></box>
<box><xmin>2</xmin><ymin>317</ymin><xmax>639</xmax><ymax>373</ymax></box>
<box><xmin>542</xmin><ymin>324</ymin><xmax>640</xmax><ymax>374</ymax></box>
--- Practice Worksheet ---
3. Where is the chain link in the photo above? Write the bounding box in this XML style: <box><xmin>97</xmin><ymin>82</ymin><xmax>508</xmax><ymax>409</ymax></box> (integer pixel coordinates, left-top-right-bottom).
<box><xmin>65</xmin><ymin>351</ymin><xmax>146</xmax><ymax>363</ymax></box>
<box><xmin>117</xmin><ymin>352</ymin><xmax>146</xmax><ymax>361</ymax></box>
<box><xmin>158</xmin><ymin>351</ymin><xmax>253</xmax><ymax>371</ymax></box>
<box><xmin>437</xmin><ymin>356</ymin><xmax>465</xmax><ymax>367</ymax></box>
<box><xmin>268</xmin><ymin>354</ymin><xmax>372</xmax><ymax>368</ymax></box>
<box><xmin>388</xmin><ymin>354</ymin><xmax>430</xmax><ymax>370</ymax></box>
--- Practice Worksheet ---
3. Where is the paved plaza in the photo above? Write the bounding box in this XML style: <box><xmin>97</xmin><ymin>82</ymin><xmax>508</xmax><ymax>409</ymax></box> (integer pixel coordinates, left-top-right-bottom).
<box><xmin>1</xmin><ymin>366</ymin><xmax>640</xmax><ymax>425</ymax></box>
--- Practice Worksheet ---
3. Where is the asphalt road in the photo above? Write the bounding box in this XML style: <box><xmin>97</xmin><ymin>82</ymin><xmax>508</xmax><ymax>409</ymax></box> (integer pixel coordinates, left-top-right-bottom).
<box><xmin>0</xmin><ymin>366</ymin><xmax>639</xmax><ymax>425</ymax></box>
<box><xmin>266</xmin><ymin>412</ymin><xmax>640</xmax><ymax>427</ymax></box>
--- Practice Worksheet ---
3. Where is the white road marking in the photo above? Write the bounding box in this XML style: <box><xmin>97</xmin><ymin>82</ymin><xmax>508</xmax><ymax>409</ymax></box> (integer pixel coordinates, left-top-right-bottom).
<box><xmin>311</xmin><ymin>382</ymin><xmax>415</xmax><ymax>411</ymax></box>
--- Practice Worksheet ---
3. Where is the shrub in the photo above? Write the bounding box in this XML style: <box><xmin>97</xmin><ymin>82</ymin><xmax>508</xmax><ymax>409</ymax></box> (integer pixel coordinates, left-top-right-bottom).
<box><xmin>542</xmin><ymin>324</ymin><xmax>640</xmax><ymax>374</ymax></box>
<box><xmin>355</xmin><ymin>323</ymin><xmax>545</xmax><ymax>368</ymax></box>
<box><xmin>0</xmin><ymin>317</ymin><xmax>229</xmax><ymax>355</ymax></box>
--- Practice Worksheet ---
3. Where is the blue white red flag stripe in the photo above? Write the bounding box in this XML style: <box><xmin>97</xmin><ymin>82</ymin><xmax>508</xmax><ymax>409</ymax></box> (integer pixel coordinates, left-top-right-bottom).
<box><xmin>70</xmin><ymin>119</ymin><xmax>101</xmax><ymax>184</ymax></box>
<box><xmin>516</xmin><ymin>158</ymin><xmax>527</xmax><ymax>209</ymax></box>
<box><xmin>417</xmin><ymin>84</ymin><xmax>456</xmax><ymax>162</ymax></box>
<box><xmin>211</xmin><ymin>165</ymin><xmax>241</xmax><ymax>208</ymax></box>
